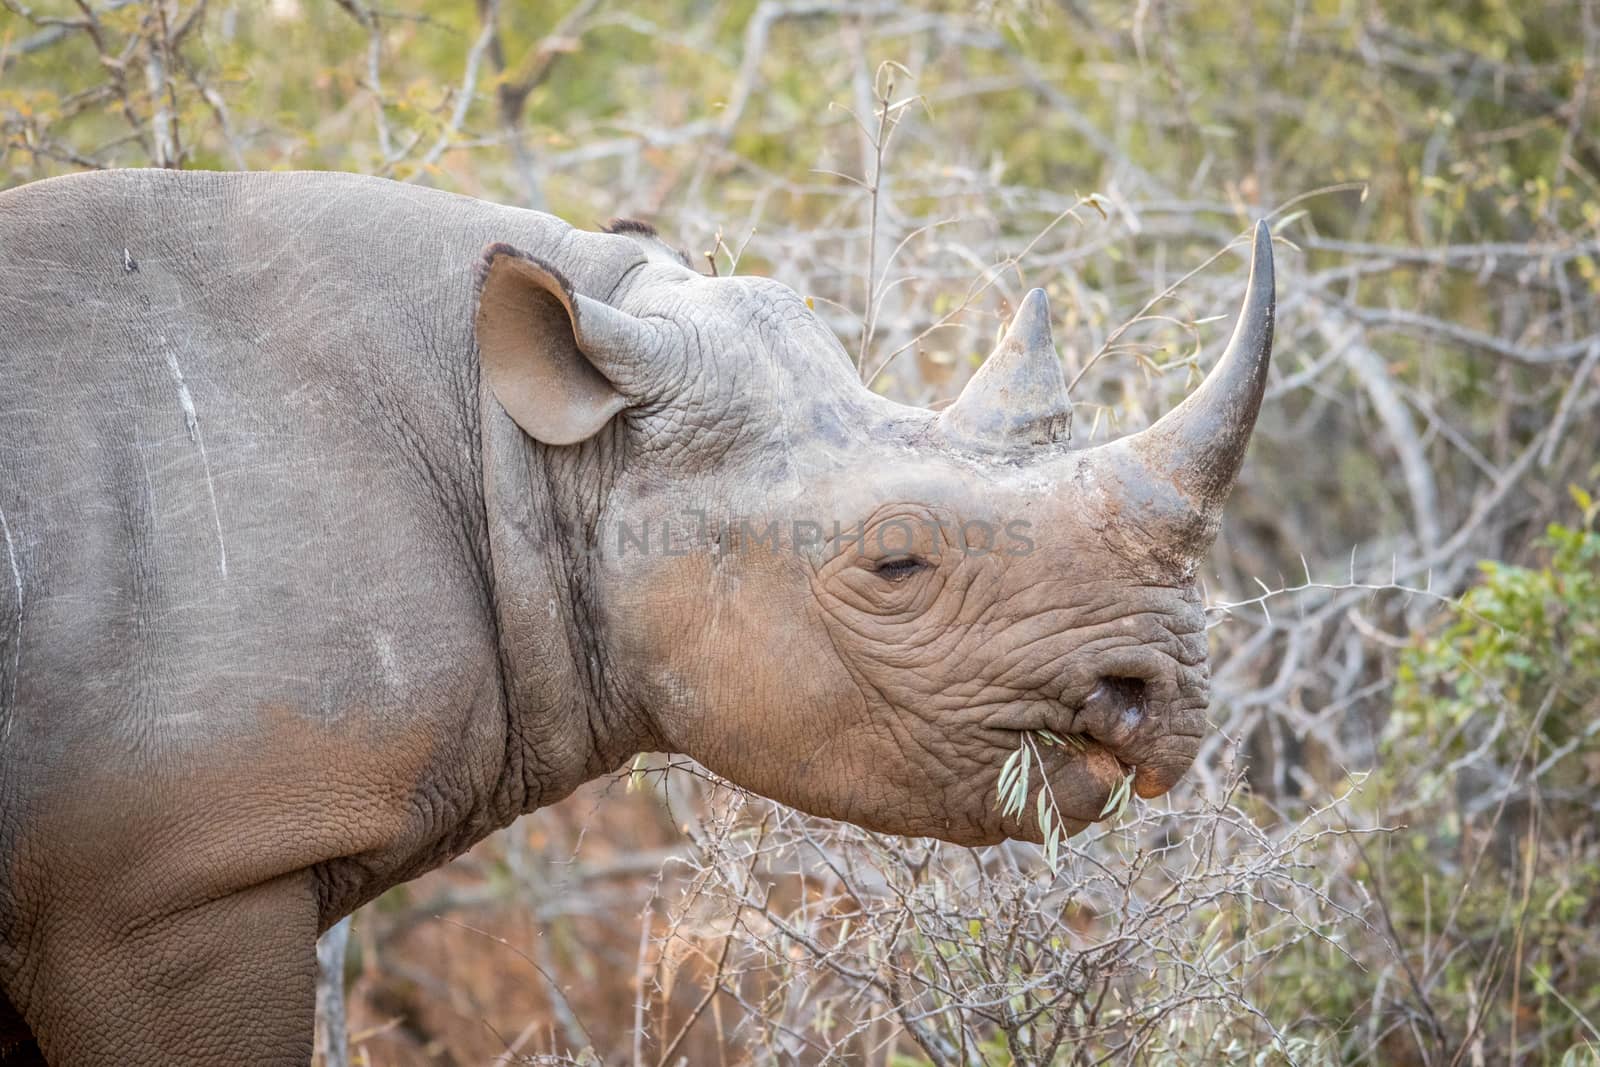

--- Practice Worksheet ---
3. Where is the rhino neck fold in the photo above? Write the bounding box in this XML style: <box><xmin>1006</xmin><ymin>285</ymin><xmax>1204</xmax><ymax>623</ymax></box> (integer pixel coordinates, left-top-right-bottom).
<box><xmin>478</xmin><ymin>392</ymin><xmax>653</xmax><ymax>814</ymax></box>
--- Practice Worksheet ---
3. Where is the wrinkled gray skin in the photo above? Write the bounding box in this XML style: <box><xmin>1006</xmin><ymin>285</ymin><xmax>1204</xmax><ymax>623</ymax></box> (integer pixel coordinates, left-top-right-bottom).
<box><xmin>0</xmin><ymin>170</ymin><xmax>1273</xmax><ymax>1065</ymax></box>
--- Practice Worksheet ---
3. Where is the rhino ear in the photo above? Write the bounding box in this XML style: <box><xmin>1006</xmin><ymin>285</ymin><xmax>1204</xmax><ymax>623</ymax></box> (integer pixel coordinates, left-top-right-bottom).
<box><xmin>474</xmin><ymin>244</ymin><xmax>654</xmax><ymax>446</ymax></box>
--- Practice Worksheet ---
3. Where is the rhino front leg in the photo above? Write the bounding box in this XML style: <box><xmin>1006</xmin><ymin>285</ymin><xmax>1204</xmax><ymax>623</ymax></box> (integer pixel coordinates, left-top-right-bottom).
<box><xmin>22</xmin><ymin>872</ymin><xmax>319</xmax><ymax>1067</ymax></box>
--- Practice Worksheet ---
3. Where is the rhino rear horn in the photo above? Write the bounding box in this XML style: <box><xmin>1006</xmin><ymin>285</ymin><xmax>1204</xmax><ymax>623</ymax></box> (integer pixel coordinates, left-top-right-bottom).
<box><xmin>940</xmin><ymin>288</ymin><xmax>1071</xmax><ymax>447</ymax></box>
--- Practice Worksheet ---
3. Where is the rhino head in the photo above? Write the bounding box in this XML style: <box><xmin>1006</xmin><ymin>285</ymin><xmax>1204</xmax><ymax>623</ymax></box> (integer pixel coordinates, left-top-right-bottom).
<box><xmin>473</xmin><ymin>221</ymin><xmax>1273</xmax><ymax>845</ymax></box>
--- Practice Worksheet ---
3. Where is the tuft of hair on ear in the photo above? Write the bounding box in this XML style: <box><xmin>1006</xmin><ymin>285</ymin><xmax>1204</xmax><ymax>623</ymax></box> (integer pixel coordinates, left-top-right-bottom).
<box><xmin>602</xmin><ymin>217</ymin><xmax>695</xmax><ymax>270</ymax></box>
<box><xmin>474</xmin><ymin>242</ymin><xmax>581</xmax><ymax>317</ymax></box>
<box><xmin>603</xmin><ymin>217</ymin><xmax>658</xmax><ymax>238</ymax></box>
<box><xmin>475</xmin><ymin>241</ymin><xmax>521</xmax><ymax>293</ymax></box>
<box><xmin>475</xmin><ymin>242</ymin><xmax>574</xmax><ymax>299</ymax></box>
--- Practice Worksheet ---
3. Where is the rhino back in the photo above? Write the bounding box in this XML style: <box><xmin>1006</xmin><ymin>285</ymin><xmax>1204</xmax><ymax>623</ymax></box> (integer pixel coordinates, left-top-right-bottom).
<box><xmin>0</xmin><ymin>171</ymin><xmax>574</xmax><ymax>928</ymax></box>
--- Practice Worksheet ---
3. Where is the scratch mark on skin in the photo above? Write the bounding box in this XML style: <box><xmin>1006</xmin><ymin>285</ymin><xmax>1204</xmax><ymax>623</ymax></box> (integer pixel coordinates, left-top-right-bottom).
<box><xmin>162</xmin><ymin>345</ymin><xmax>229</xmax><ymax>578</ymax></box>
<box><xmin>1</xmin><ymin>504</ymin><xmax>20</xmax><ymax>740</ymax></box>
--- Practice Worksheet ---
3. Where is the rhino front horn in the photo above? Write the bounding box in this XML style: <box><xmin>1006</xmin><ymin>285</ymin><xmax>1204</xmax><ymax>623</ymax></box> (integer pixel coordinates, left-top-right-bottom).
<box><xmin>940</xmin><ymin>287</ymin><xmax>1072</xmax><ymax>447</ymax></box>
<box><xmin>1121</xmin><ymin>220</ymin><xmax>1275</xmax><ymax>519</ymax></box>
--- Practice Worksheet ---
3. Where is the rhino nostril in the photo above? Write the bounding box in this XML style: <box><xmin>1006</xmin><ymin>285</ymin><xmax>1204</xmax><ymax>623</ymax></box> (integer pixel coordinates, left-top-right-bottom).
<box><xmin>1101</xmin><ymin>676</ymin><xmax>1147</xmax><ymax>716</ymax></box>
<box><xmin>1080</xmin><ymin>676</ymin><xmax>1149</xmax><ymax>742</ymax></box>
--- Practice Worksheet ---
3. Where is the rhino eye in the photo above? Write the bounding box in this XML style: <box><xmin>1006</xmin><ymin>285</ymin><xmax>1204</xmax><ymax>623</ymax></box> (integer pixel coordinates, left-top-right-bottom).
<box><xmin>872</xmin><ymin>555</ymin><xmax>930</xmax><ymax>581</ymax></box>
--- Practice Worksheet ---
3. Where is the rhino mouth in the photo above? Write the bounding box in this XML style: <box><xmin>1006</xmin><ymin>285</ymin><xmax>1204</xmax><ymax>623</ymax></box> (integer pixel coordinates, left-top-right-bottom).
<box><xmin>995</xmin><ymin>734</ymin><xmax>1126</xmax><ymax>843</ymax></box>
<box><xmin>995</xmin><ymin>674</ymin><xmax>1202</xmax><ymax>839</ymax></box>
<box><xmin>1065</xmin><ymin>675</ymin><xmax>1205</xmax><ymax>797</ymax></box>
<box><xmin>976</xmin><ymin>668</ymin><xmax>1204</xmax><ymax>842</ymax></box>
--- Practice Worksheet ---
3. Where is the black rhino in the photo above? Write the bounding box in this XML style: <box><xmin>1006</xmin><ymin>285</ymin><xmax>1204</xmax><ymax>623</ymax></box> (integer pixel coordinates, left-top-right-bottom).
<box><xmin>0</xmin><ymin>170</ymin><xmax>1272</xmax><ymax>1064</ymax></box>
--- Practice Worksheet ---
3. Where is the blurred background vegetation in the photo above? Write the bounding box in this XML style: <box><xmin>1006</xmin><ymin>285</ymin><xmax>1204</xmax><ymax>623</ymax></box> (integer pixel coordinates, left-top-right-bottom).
<box><xmin>4</xmin><ymin>0</ymin><xmax>1599</xmax><ymax>1063</ymax></box>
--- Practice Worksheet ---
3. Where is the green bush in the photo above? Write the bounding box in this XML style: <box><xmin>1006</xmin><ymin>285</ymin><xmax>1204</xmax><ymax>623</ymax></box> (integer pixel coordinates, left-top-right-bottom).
<box><xmin>1370</xmin><ymin>490</ymin><xmax>1600</xmax><ymax>1061</ymax></box>
<box><xmin>1395</xmin><ymin>489</ymin><xmax>1600</xmax><ymax>816</ymax></box>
